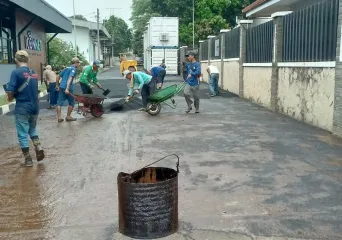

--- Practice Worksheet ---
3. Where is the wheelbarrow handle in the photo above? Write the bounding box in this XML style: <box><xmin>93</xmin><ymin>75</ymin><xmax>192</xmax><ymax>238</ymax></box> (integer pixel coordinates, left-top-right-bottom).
<box><xmin>67</xmin><ymin>92</ymin><xmax>77</xmax><ymax>100</ymax></box>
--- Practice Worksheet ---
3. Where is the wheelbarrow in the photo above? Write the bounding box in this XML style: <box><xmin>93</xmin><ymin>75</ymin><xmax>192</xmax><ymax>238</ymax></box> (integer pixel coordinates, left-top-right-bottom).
<box><xmin>145</xmin><ymin>82</ymin><xmax>187</xmax><ymax>116</ymax></box>
<box><xmin>68</xmin><ymin>93</ymin><xmax>106</xmax><ymax>117</ymax></box>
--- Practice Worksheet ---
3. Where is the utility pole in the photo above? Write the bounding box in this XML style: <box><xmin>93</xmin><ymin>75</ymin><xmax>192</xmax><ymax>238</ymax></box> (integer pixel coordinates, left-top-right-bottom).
<box><xmin>192</xmin><ymin>0</ymin><xmax>195</xmax><ymax>49</ymax></box>
<box><xmin>111</xmin><ymin>34</ymin><xmax>114</xmax><ymax>66</ymax></box>
<box><xmin>73</xmin><ymin>0</ymin><xmax>77</xmax><ymax>57</ymax></box>
<box><xmin>96</xmin><ymin>8</ymin><xmax>100</xmax><ymax>60</ymax></box>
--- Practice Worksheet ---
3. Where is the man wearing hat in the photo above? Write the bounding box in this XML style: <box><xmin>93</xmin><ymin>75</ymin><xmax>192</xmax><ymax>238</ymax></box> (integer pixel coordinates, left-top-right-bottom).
<box><xmin>123</xmin><ymin>70</ymin><xmax>156</xmax><ymax>111</ymax></box>
<box><xmin>56</xmin><ymin>57</ymin><xmax>80</xmax><ymax>122</ymax></box>
<box><xmin>79</xmin><ymin>60</ymin><xmax>102</xmax><ymax>94</ymax></box>
<box><xmin>43</xmin><ymin>65</ymin><xmax>58</xmax><ymax>109</ymax></box>
<box><xmin>5</xmin><ymin>50</ymin><xmax>45</xmax><ymax>167</ymax></box>
<box><xmin>184</xmin><ymin>52</ymin><xmax>201</xmax><ymax>113</ymax></box>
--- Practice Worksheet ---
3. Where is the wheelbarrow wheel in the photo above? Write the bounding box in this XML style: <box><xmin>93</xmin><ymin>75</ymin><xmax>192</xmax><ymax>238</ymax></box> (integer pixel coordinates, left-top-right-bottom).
<box><xmin>147</xmin><ymin>103</ymin><xmax>161</xmax><ymax>116</ymax></box>
<box><xmin>90</xmin><ymin>104</ymin><xmax>104</xmax><ymax>117</ymax></box>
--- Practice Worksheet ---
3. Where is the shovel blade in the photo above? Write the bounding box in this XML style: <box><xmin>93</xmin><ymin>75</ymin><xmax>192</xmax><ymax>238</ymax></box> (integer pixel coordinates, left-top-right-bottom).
<box><xmin>103</xmin><ymin>89</ymin><xmax>111</xmax><ymax>96</ymax></box>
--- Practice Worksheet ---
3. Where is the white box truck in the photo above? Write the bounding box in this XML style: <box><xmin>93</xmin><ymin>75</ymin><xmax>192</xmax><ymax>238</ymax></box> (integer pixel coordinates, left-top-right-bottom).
<box><xmin>144</xmin><ymin>17</ymin><xmax>179</xmax><ymax>75</ymax></box>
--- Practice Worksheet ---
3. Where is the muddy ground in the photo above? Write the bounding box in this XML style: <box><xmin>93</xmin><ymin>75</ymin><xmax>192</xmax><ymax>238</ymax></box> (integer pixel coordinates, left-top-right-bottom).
<box><xmin>0</xmin><ymin>67</ymin><xmax>341</xmax><ymax>240</ymax></box>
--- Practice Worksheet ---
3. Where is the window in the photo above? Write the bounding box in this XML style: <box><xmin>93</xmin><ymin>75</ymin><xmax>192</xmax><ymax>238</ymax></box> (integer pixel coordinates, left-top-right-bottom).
<box><xmin>0</xmin><ymin>4</ymin><xmax>15</xmax><ymax>64</ymax></box>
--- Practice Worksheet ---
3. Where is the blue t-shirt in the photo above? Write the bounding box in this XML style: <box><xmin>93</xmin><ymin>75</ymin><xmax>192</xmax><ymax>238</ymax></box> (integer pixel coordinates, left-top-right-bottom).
<box><xmin>7</xmin><ymin>66</ymin><xmax>39</xmax><ymax>115</ymax></box>
<box><xmin>187</xmin><ymin>61</ymin><xmax>201</xmax><ymax>86</ymax></box>
<box><xmin>59</xmin><ymin>65</ymin><xmax>77</xmax><ymax>91</ymax></box>
<box><xmin>151</xmin><ymin>66</ymin><xmax>164</xmax><ymax>77</ymax></box>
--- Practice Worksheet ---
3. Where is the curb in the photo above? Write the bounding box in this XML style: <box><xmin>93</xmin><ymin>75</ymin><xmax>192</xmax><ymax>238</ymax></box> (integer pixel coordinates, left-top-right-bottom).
<box><xmin>0</xmin><ymin>90</ymin><xmax>49</xmax><ymax>116</ymax></box>
<box><xmin>0</xmin><ymin>68</ymin><xmax>112</xmax><ymax>116</ymax></box>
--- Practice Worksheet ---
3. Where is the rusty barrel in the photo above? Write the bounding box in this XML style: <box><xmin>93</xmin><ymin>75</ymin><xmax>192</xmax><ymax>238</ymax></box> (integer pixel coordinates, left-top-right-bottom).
<box><xmin>117</xmin><ymin>155</ymin><xmax>179</xmax><ymax>239</ymax></box>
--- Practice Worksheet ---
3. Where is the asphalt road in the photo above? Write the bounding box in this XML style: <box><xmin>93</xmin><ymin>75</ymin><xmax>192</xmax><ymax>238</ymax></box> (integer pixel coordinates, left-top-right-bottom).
<box><xmin>0</xmin><ymin>66</ymin><xmax>342</xmax><ymax>240</ymax></box>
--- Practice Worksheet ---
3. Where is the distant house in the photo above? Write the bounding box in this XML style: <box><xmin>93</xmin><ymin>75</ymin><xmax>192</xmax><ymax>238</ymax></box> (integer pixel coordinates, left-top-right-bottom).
<box><xmin>58</xmin><ymin>18</ymin><xmax>111</xmax><ymax>63</ymax></box>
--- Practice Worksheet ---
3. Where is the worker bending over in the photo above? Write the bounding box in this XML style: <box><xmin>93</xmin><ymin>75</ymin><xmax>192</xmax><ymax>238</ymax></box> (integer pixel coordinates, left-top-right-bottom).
<box><xmin>123</xmin><ymin>70</ymin><xmax>156</xmax><ymax>112</ymax></box>
<box><xmin>149</xmin><ymin>65</ymin><xmax>166</xmax><ymax>89</ymax></box>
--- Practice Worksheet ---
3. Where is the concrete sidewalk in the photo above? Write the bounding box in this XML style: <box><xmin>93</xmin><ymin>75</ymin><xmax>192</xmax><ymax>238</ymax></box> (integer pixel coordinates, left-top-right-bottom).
<box><xmin>0</xmin><ymin>68</ymin><xmax>341</xmax><ymax>239</ymax></box>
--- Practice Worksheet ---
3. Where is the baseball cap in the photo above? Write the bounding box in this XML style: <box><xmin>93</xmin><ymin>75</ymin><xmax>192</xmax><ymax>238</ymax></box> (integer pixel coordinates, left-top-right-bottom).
<box><xmin>188</xmin><ymin>51</ymin><xmax>196</xmax><ymax>56</ymax></box>
<box><xmin>15</xmin><ymin>50</ymin><xmax>29</xmax><ymax>62</ymax></box>
<box><xmin>44</xmin><ymin>65</ymin><xmax>52</xmax><ymax>70</ymax></box>
<box><xmin>123</xmin><ymin>70</ymin><xmax>131</xmax><ymax>78</ymax></box>
<box><xmin>93</xmin><ymin>60</ymin><xmax>101</xmax><ymax>67</ymax></box>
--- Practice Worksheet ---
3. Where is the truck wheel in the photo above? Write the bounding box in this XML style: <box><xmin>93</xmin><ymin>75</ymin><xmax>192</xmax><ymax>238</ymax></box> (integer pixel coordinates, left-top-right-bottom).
<box><xmin>147</xmin><ymin>103</ymin><xmax>161</xmax><ymax>116</ymax></box>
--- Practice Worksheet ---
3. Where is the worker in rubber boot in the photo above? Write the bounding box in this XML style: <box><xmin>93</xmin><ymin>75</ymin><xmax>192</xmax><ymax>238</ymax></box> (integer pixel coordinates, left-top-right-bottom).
<box><xmin>123</xmin><ymin>70</ymin><xmax>156</xmax><ymax>112</ymax></box>
<box><xmin>79</xmin><ymin>60</ymin><xmax>102</xmax><ymax>94</ymax></box>
<box><xmin>184</xmin><ymin>52</ymin><xmax>201</xmax><ymax>113</ymax></box>
<box><xmin>149</xmin><ymin>65</ymin><xmax>166</xmax><ymax>90</ymax></box>
<box><xmin>5</xmin><ymin>50</ymin><xmax>45</xmax><ymax>167</ymax></box>
<box><xmin>56</xmin><ymin>57</ymin><xmax>80</xmax><ymax>123</ymax></box>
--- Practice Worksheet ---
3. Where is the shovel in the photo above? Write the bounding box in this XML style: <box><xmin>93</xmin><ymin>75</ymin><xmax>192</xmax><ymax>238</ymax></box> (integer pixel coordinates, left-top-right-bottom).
<box><xmin>92</xmin><ymin>84</ymin><xmax>111</xmax><ymax>96</ymax></box>
<box><xmin>100</xmin><ymin>87</ymin><xmax>111</xmax><ymax>96</ymax></box>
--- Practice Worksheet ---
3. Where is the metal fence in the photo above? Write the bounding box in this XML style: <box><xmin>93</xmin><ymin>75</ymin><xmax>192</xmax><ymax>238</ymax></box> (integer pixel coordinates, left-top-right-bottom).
<box><xmin>282</xmin><ymin>0</ymin><xmax>339</xmax><ymax>62</ymax></box>
<box><xmin>201</xmin><ymin>40</ymin><xmax>209</xmax><ymax>60</ymax></box>
<box><xmin>246</xmin><ymin>20</ymin><xmax>274</xmax><ymax>63</ymax></box>
<box><xmin>224</xmin><ymin>27</ymin><xmax>240</xmax><ymax>59</ymax></box>
<box><xmin>210</xmin><ymin>36</ymin><xmax>221</xmax><ymax>59</ymax></box>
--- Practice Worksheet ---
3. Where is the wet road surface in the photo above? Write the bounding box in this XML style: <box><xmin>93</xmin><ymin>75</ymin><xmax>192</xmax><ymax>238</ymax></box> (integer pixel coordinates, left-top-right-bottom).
<box><xmin>0</xmin><ymin>67</ymin><xmax>342</xmax><ymax>239</ymax></box>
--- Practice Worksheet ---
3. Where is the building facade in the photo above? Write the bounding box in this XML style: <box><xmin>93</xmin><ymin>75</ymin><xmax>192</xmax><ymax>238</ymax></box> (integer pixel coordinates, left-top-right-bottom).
<box><xmin>57</xmin><ymin>18</ymin><xmax>111</xmax><ymax>63</ymax></box>
<box><xmin>0</xmin><ymin>0</ymin><xmax>72</xmax><ymax>92</ymax></box>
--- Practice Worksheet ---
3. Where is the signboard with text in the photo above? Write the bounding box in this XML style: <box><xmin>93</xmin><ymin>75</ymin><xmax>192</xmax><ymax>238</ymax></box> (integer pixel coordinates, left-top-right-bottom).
<box><xmin>24</xmin><ymin>31</ymin><xmax>42</xmax><ymax>51</ymax></box>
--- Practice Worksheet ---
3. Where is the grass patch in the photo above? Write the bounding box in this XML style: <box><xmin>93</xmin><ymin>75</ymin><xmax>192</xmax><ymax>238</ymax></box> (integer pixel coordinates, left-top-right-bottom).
<box><xmin>0</xmin><ymin>84</ymin><xmax>47</xmax><ymax>107</ymax></box>
<box><xmin>0</xmin><ymin>94</ymin><xmax>9</xmax><ymax>106</ymax></box>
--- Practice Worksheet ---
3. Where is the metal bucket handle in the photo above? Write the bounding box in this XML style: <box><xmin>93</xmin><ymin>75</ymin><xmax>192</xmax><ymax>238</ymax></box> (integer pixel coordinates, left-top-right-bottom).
<box><xmin>130</xmin><ymin>154</ymin><xmax>180</xmax><ymax>176</ymax></box>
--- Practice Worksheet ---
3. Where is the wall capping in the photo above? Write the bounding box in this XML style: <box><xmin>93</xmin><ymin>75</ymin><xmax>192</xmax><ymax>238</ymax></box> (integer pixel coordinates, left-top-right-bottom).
<box><xmin>200</xmin><ymin>60</ymin><xmax>209</xmax><ymax>63</ymax></box>
<box><xmin>220</xmin><ymin>29</ymin><xmax>230</xmax><ymax>33</ymax></box>
<box><xmin>271</xmin><ymin>11</ymin><xmax>293</xmax><ymax>18</ymax></box>
<box><xmin>243</xmin><ymin>63</ymin><xmax>272</xmax><ymax>67</ymax></box>
<box><xmin>240</xmin><ymin>20</ymin><xmax>253</xmax><ymax>24</ymax></box>
<box><xmin>224</xmin><ymin>58</ymin><xmax>239</xmax><ymax>62</ymax></box>
<box><xmin>210</xmin><ymin>59</ymin><xmax>221</xmax><ymax>62</ymax></box>
<box><xmin>278</xmin><ymin>61</ymin><xmax>336</xmax><ymax>68</ymax></box>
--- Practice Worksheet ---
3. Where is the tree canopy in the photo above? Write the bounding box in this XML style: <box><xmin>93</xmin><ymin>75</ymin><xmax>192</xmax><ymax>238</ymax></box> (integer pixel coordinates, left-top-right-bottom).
<box><xmin>104</xmin><ymin>16</ymin><xmax>133</xmax><ymax>56</ymax></box>
<box><xmin>48</xmin><ymin>36</ymin><xmax>88</xmax><ymax>72</ymax></box>
<box><xmin>69</xmin><ymin>15</ymin><xmax>88</xmax><ymax>21</ymax></box>
<box><xmin>131</xmin><ymin>0</ymin><xmax>257</xmax><ymax>54</ymax></box>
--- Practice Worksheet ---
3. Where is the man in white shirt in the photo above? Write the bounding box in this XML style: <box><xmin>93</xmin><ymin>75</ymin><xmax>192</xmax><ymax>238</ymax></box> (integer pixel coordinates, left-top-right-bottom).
<box><xmin>206</xmin><ymin>65</ymin><xmax>220</xmax><ymax>97</ymax></box>
<box><xmin>43</xmin><ymin>65</ymin><xmax>58</xmax><ymax>109</ymax></box>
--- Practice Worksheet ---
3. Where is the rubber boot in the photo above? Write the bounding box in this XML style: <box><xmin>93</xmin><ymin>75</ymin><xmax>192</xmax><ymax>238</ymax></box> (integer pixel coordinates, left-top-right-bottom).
<box><xmin>32</xmin><ymin>137</ymin><xmax>45</xmax><ymax>162</ymax></box>
<box><xmin>22</xmin><ymin>148</ymin><xmax>33</xmax><ymax>167</ymax></box>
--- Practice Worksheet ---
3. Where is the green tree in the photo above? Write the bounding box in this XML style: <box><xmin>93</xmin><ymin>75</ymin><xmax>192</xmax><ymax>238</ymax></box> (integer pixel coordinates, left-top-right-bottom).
<box><xmin>130</xmin><ymin>0</ymin><xmax>160</xmax><ymax>56</ymax></box>
<box><xmin>145</xmin><ymin>0</ymin><xmax>257</xmax><ymax>47</ymax></box>
<box><xmin>104</xmin><ymin>16</ymin><xmax>133</xmax><ymax>56</ymax></box>
<box><xmin>69</xmin><ymin>14</ymin><xmax>88</xmax><ymax>21</ymax></box>
<box><xmin>47</xmin><ymin>36</ymin><xmax>88</xmax><ymax>73</ymax></box>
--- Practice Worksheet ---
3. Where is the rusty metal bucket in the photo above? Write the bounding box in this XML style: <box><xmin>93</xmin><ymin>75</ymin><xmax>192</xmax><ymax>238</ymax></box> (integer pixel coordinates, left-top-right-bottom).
<box><xmin>117</xmin><ymin>154</ymin><xmax>179</xmax><ymax>239</ymax></box>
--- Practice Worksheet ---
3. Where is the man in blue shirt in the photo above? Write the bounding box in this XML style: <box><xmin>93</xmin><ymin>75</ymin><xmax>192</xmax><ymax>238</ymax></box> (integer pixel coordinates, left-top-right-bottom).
<box><xmin>149</xmin><ymin>65</ymin><xmax>166</xmax><ymax>89</ymax></box>
<box><xmin>5</xmin><ymin>50</ymin><xmax>45</xmax><ymax>167</ymax></box>
<box><xmin>56</xmin><ymin>57</ymin><xmax>80</xmax><ymax>122</ymax></box>
<box><xmin>184</xmin><ymin>52</ymin><xmax>201</xmax><ymax>113</ymax></box>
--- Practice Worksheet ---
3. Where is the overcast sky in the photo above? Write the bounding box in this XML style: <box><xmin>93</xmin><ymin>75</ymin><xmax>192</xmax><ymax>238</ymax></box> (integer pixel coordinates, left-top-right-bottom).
<box><xmin>45</xmin><ymin>0</ymin><xmax>133</xmax><ymax>27</ymax></box>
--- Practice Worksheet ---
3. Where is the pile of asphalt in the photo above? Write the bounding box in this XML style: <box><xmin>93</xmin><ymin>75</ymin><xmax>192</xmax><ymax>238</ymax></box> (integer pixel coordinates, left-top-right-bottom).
<box><xmin>105</xmin><ymin>97</ymin><xmax>143</xmax><ymax>112</ymax></box>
